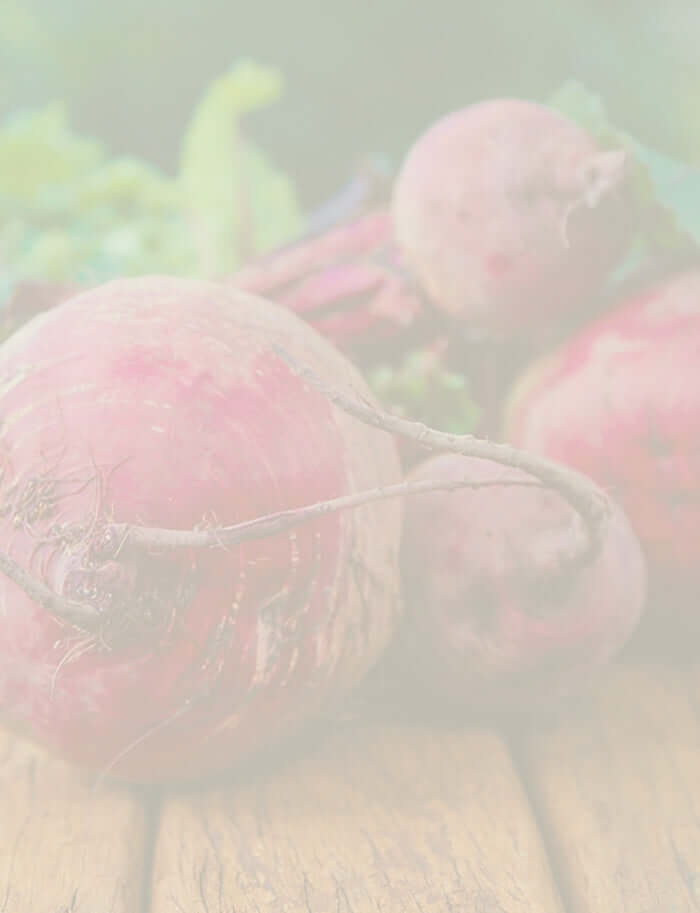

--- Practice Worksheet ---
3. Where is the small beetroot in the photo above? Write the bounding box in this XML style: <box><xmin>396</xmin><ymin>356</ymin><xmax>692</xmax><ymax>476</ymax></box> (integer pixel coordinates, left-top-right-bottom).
<box><xmin>503</xmin><ymin>268</ymin><xmax>700</xmax><ymax>633</ymax></box>
<box><xmin>392</xmin><ymin>98</ymin><xmax>633</xmax><ymax>340</ymax></box>
<box><xmin>397</xmin><ymin>454</ymin><xmax>646</xmax><ymax>712</ymax></box>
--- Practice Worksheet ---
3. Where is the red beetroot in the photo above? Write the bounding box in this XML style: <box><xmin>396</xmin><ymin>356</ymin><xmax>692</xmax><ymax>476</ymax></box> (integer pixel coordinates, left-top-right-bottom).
<box><xmin>0</xmin><ymin>276</ymin><xmax>402</xmax><ymax>783</ymax></box>
<box><xmin>503</xmin><ymin>269</ymin><xmax>700</xmax><ymax>630</ymax></box>
<box><xmin>392</xmin><ymin>99</ymin><xmax>633</xmax><ymax>340</ymax></box>
<box><xmin>398</xmin><ymin>455</ymin><xmax>646</xmax><ymax>712</ymax></box>
<box><xmin>231</xmin><ymin>208</ymin><xmax>427</xmax><ymax>357</ymax></box>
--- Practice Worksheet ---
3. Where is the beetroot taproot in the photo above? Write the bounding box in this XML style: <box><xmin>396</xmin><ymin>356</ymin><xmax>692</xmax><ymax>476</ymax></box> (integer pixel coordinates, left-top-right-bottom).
<box><xmin>0</xmin><ymin>276</ymin><xmax>402</xmax><ymax>782</ymax></box>
<box><xmin>398</xmin><ymin>455</ymin><xmax>646</xmax><ymax>711</ymax></box>
<box><xmin>392</xmin><ymin>98</ymin><xmax>633</xmax><ymax>339</ymax></box>
<box><xmin>503</xmin><ymin>269</ymin><xmax>700</xmax><ymax>630</ymax></box>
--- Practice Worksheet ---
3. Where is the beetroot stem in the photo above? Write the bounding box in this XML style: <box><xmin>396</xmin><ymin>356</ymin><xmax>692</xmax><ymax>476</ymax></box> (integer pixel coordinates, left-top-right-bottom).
<box><xmin>0</xmin><ymin>479</ymin><xmax>540</xmax><ymax>631</ymax></box>
<box><xmin>111</xmin><ymin>477</ymin><xmax>544</xmax><ymax>551</ymax></box>
<box><xmin>0</xmin><ymin>354</ymin><xmax>607</xmax><ymax>629</ymax></box>
<box><xmin>277</xmin><ymin>346</ymin><xmax>609</xmax><ymax>569</ymax></box>
<box><xmin>0</xmin><ymin>551</ymin><xmax>98</xmax><ymax>627</ymax></box>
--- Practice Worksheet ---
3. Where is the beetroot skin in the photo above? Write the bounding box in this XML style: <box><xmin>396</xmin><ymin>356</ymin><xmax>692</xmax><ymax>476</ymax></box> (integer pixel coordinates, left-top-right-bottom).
<box><xmin>504</xmin><ymin>269</ymin><xmax>700</xmax><ymax>629</ymax></box>
<box><xmin>0</xmin><ymin>276</ymin><xmax>402</xmax><ymax>782</ymax></box>
<box><xmin>392</xmin><ymin>98</ymin><xmax>633</xmax><ymax>339</ymax></box>
<box><xmin>399</xmin><ymin>455</ymin><xmax>646</xmax><ymax>711</ymax></box>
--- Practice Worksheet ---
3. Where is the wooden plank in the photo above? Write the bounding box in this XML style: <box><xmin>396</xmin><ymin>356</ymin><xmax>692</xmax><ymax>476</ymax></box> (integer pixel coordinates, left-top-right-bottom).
<box><xmin>518</xmin><ymin>660</ymin><xmax>700</xmax><ymax>913</ymax></box>
<box><xmin>152</xmin><ymin>719</ymin><xmax>564</xmax><ymax>913</ymax></box>
<box><xmin>0</xmin><ymin>727</ymin><xmax>150</xmax><ymax>913</ymax></box>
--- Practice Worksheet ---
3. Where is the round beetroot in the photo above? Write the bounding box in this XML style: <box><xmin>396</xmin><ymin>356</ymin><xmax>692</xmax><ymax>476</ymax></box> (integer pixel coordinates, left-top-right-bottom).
<box><xmin>0</xmin><ymin>276</ymin><xmax>402</xmax><ymax>782</ymax></box>
<box><xmin>398</xmin><ymin>455</ymin><xmax>646</xmax><ymax>712</ymax></box>
<box><xmin>503</xmin><ymin>269</ymin><xmax>700</xmax><ymax>631</ymax></box>
<box><xmin>392</xmin><ymin>98</ymin><xmax>632</xmax><ymax>339</ymax></box>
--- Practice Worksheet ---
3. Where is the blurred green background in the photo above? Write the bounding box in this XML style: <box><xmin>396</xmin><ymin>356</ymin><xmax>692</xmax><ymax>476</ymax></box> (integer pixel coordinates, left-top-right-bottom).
<box><xmin>3</xmin><ymin>0</ymin><xmax>699</xmax><ymax>207</ymax></box>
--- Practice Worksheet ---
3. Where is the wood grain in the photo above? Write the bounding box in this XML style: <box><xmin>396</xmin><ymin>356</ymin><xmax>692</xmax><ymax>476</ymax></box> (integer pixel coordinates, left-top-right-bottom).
<box><xmin>152</xmin><ymin>719</ymin><xmax>563</xmax><ymax>913</ymax></box>
<box><xmin>0</xmin><ymin>727</ymin><xmax>150</xmax><ymax>913</ymax></box>
<box><xmin>518</xmin><ymin>660</ymin><xmax>700</xmax><ymax>913</ymax></box>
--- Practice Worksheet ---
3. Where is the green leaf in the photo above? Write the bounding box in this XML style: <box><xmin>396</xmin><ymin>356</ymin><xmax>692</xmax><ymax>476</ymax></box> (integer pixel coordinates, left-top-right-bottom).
<box><xmin>547</xmin><ymin>81</ymin><xmax>617</xmax><ymax>144</ymax></box>
<box><xmin>628</xmin><ymin>142</ymin><xmax>700</xmax><ymax>249</ymax></box>
<box><xmin>0</xmin><ymin>58</ymin><xmax>305</xmax><ymax>296</ymax></box>
<box><xmin>77</xmin><ymin>158</ymin><xmax>181</xmax><ymax>213</ymax></box>
<box><xmin>367</xmin><ymin>349</ymin><xmax>480</xmax><ymax>436</ymax></box>
<box><xmin>548</xmin><ymin>80</ymin><xmax>700</xmax><ymax>254</ymax></box>
<box><xmin>0</xmin><ymin>105</ymin><xmax>104</xmax><ymax>203</ymax></box>
<box><xmin>178</xmin><ymin>58</ymin><xmax>302</xmax><ymax>275</ymax></box>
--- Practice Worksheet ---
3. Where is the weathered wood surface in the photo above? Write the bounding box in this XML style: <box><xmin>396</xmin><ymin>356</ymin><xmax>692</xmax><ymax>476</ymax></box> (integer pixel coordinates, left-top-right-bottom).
<box><xmin>0</xmin><ymin>728</ymin><xmax>150</xmax><ymax>913</ymax></box>
<box><xmin>152</xmin><ymin>719</ymin><xmax>564</xmax><ymax>913</ymax></box>
<box><xmin>4</xmin><ymin>660</ymin><xmax>700</xmax><ymax>911</ymax></box>
<box><xmin>518</xmin><ymin>660</ymin><xmax>700</xmax><ymax>913</ymax></box>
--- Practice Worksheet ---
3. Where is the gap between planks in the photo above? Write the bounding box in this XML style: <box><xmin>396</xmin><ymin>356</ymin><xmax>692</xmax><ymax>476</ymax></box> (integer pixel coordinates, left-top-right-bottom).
<box><xmin>10</xmin><ymin>660</ymin><xmax>698</xmax><ymax>912</ymax></box>
<box><xmin>513</xmin><ymin>658</ymin><xmax>700</xmax><ymax>913</ymax></box>
<box><xmin>151</xmin><ymin>714</ymin><xmax>566</xmax><ymax>913</ymax></box>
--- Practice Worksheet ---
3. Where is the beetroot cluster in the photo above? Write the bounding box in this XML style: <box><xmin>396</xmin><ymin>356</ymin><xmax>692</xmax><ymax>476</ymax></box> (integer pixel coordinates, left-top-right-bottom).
<box><xmin>4</xmin><ymin>91</ymin><xmax>693</xmax><ymax>783</ymax></box>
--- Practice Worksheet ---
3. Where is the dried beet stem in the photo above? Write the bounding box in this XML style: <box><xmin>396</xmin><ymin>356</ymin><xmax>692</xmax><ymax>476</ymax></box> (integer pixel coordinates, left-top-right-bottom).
<box><xmin>108</xmin><ymin>477</ymin><xmax>543</xmax><ymax>551</ymax></box>
<box><xmin>0</xmin><ymin>354</ymin><xmax>606</xmax><ymax>633</ymax></box>
<box><xmin>0</xmin><ymin>478</ymin><xmax>543</xmax><ymax>629</ymax></box>
<box><xmin>0</xmin><ymin>357</ymin><xmax>606</xmax><ymax>632</ymax></box>
<box><xmin>277</xmin><ymin>347</ymin><xmax>610</xmax><ymax>571</ymax></box>
<box><xmin>0</xmin><ymin>551</ymin><xmax>98</xmax><ymax>627</ymax></box>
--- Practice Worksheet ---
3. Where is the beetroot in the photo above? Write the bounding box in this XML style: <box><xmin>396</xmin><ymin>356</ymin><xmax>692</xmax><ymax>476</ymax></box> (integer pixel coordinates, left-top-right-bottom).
<box><xmin>0</xmin><ymin>276</ymin><xmax>402</xmax><ymax>783</ymax></box>
<box><xmin>398</xmin><ymin>455</ymin><xmax>646</xmax><ymax>712</ymax></box>
<box><xmin>392</xmin><ymin>98</ymin><xmax>633</xmax><ymax>340</ymax></box>
<box><xmin>503</xmin><ymin>269</ymin><xmax>700</xmax><ymax>631</ymax></box>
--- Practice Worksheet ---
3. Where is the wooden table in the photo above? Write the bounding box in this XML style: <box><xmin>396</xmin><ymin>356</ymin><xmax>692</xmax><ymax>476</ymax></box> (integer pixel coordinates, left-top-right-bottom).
<box><xmin>2</xmin><ymin>659</ymin><xmax>700</xmax><ymax>912</ymax></box>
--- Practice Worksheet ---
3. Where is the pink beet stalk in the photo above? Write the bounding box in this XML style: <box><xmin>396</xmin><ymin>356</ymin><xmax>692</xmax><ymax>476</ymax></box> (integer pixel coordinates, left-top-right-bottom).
<box><xmin>231</xmin><ymin>208</ymin><xmax>427</xmax><ymax>355</ymax></box>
